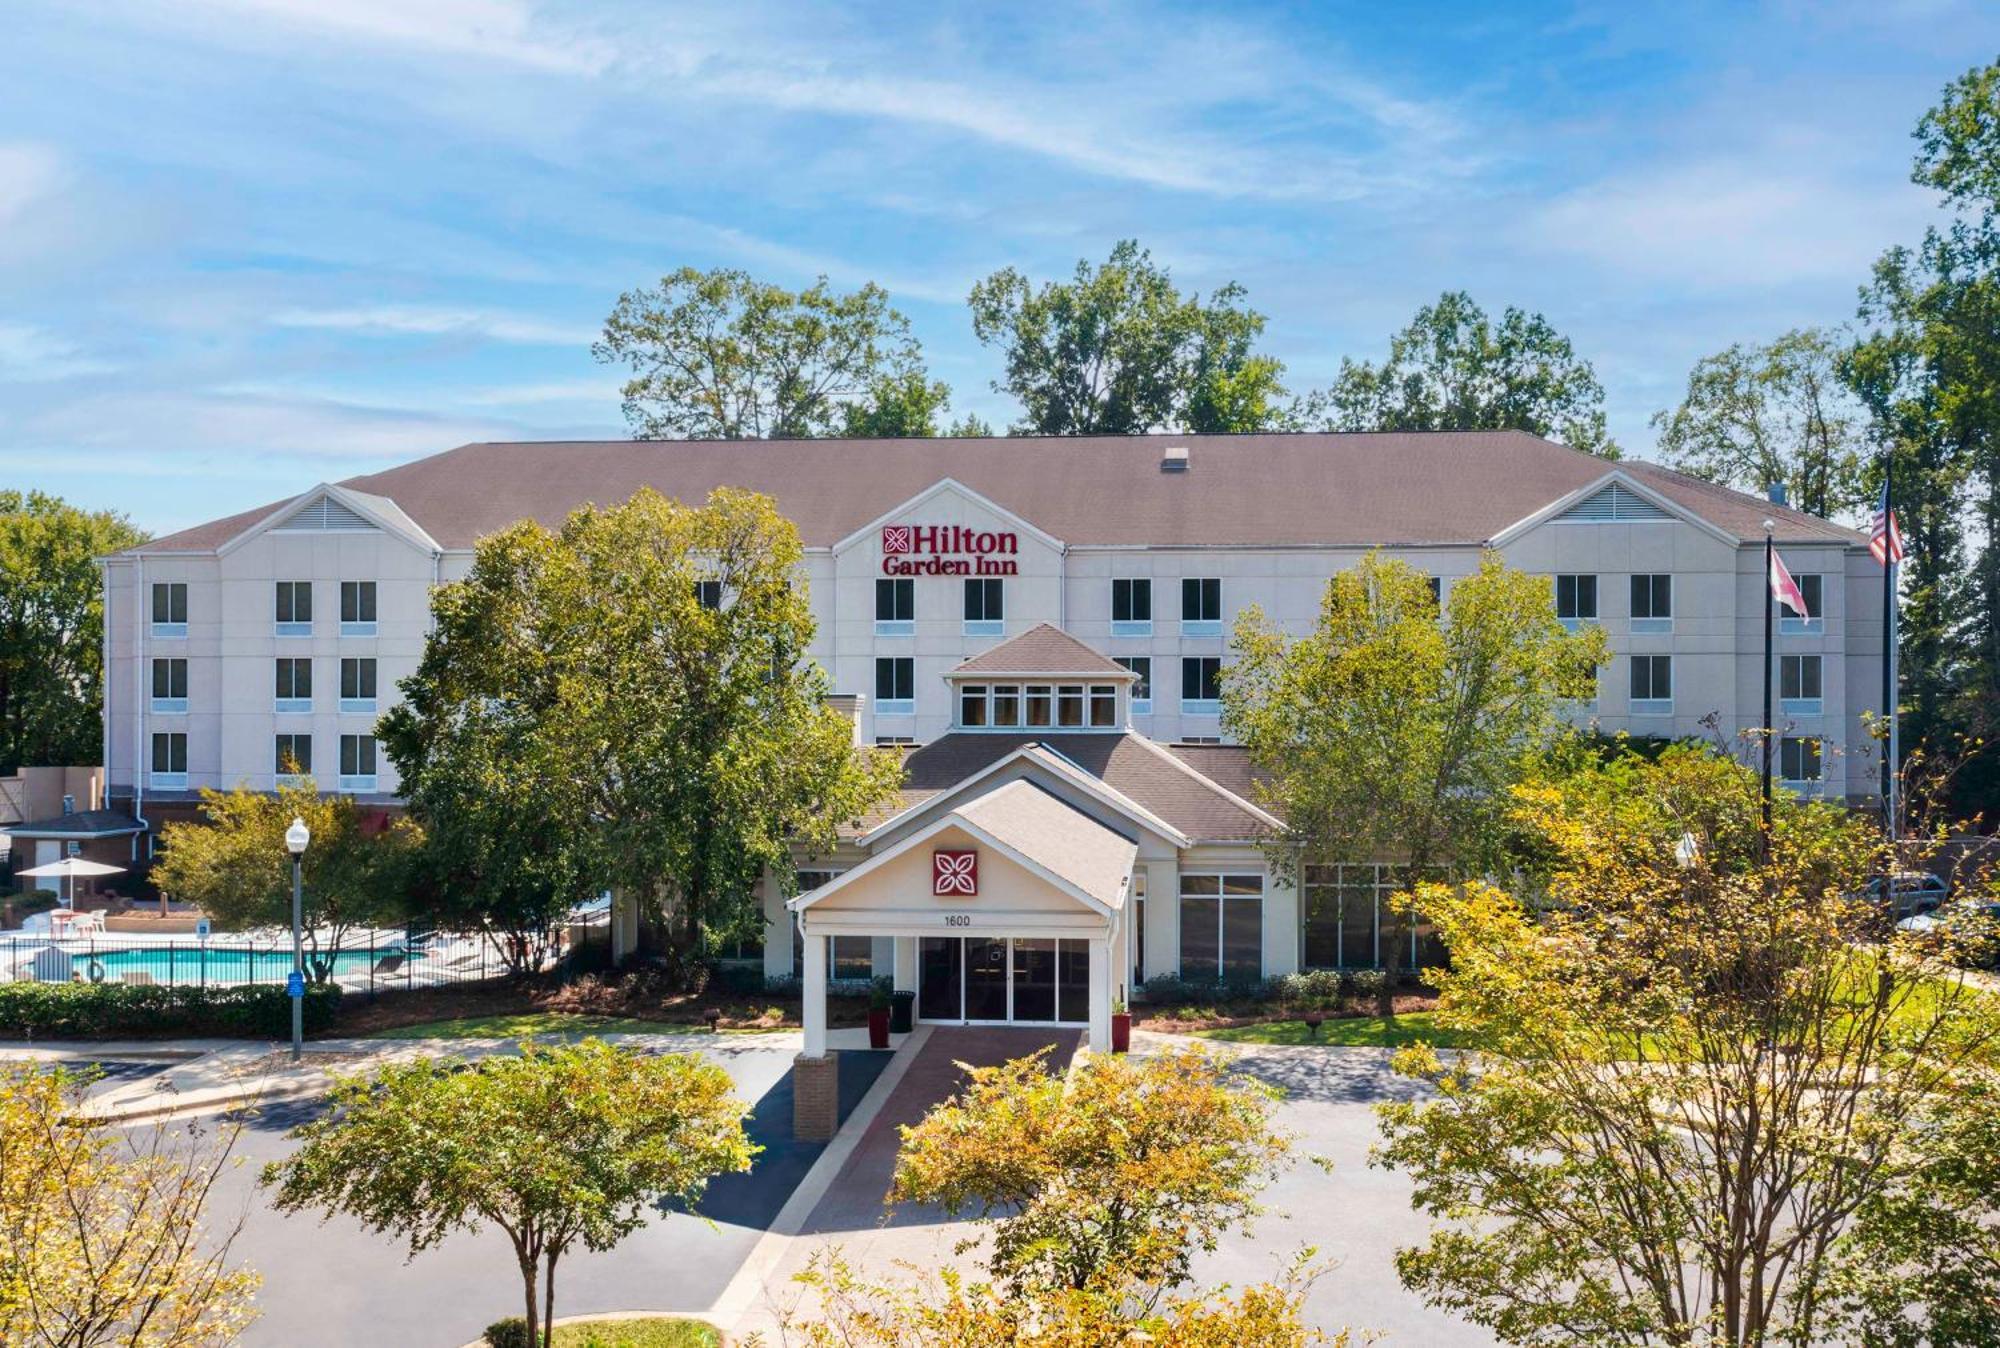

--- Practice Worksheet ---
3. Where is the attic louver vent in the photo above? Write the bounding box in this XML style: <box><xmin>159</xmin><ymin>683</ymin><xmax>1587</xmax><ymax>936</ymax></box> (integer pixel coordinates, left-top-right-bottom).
<box><xmin>1558</xmin><ymin>482</ymin><xmax>1670</xmax><ymax>523</ymax></box>
<box><xmin>277</xmin><ymin>496</ymin><xmax>376</xmax><ymax>531</ymax></box>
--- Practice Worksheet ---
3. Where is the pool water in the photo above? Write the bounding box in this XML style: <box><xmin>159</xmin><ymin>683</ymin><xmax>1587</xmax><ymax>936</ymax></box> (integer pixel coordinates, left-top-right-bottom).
<box><xmin>81</xmin><ymin>945</ymin><xmax>424</xmax><ymax>979</ymax></box>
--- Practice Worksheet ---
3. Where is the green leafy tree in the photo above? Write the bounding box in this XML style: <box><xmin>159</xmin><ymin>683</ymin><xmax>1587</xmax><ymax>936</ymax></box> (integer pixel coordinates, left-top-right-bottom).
<box><xmin>890</xmin><ymin>1046</ymin><xmax>1294</xmax><ymax>1300</ymax></box>
<box><xmin>1375</xmin><ymin>745</ymin><xmax>2000</xmax><ymax>1347</ymax></box>
<box><xmin>1651</xmin><ymin>328</ymin><xmax>1869</xmax><ymax>519</ymax></box>
<box><xmin>967</xmin><ymin>240</ymin><xmax>1295</xmax><ymax>434</ymax></box>
<box><xmin>1223</xmin><ymin>551</ymin><xmax>1606</xmax><ymax>1012</ymax></box>
<box><xmin>1305</xmin><ymin>291</ymin><xmax>1619</xmax><ymax>456</ymax></box>
<box><xmin>150</xmin><ymin>777</ymin><xmax>415</xmax><ymax>981</ymax></box>
<box><xmin>595</xmin><ymin>268</ymin><xmax>951</xmax><ymax>439</ymax></box>
<box><xmin>262</xmin><ymin>1040</ymin><xmax>756</xmax><ymax>1348</ymax></box>
<box><xmin>385</xmin><ymin>488</ymin><xmax>903</xmax><ymax>973</ymax></box>
<box><xmin>0</xmin><ymin>492</ymin><xmax>146</xmax><ymax>772</ymax></box>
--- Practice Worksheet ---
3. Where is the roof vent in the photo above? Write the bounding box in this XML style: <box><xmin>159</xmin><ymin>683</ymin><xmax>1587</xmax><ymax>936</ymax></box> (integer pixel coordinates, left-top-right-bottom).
<box><xmin>1161</xmin><ymin>445</ymin><xmax>1190</xmax><ymax>472</ymax></box>
<box><xmin>61</xmin><ymin>795</ymin><xmax>74</xmax><ymax>815</ymax></box>
<box><xmin>1558</xmin><ymin>482</ymin><xmax>1670</xmax><ymax>523</ymax></box>
<box><xmin>1766</xmin><ymin>481</ymin><xmax>1789</xmax><ymax>506</ymax></box>
<box><xmin>277</xmin><ymin>494</ymin><xmax>376</xmax><ymax>532</ymax></box>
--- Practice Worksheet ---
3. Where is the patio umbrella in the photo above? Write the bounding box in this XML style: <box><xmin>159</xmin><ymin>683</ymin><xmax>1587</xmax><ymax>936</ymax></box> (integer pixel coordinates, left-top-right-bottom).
<box><xmin>15</xmin><ymin>856</ymin><xmax>125</xmax><ymax>911</ymax></box>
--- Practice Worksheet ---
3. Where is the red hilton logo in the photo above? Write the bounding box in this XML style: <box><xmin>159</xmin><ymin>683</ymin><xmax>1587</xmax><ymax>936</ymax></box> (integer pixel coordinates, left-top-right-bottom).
<box><xmin>881</xmin><ymin>525</ymin><xmax>1019</xmax><ymax>577</ymax></box>
<box><xmin>933</xmin><ymin>849</ymin><xmax>978</xmax><ymax>896</ymax></box>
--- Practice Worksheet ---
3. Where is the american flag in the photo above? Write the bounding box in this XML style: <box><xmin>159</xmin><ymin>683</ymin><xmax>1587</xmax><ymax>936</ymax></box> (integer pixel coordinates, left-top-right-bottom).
<box><xmin>1870</xmin><ymin>480</ymin><xmax>1905</xmax><ymax>566</ymax></box>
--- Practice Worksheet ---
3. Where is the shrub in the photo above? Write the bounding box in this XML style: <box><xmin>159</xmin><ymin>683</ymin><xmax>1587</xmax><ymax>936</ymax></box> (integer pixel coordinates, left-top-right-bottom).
<box><xmin>1346</xmin><ymin>969</ymin><xmax>1390</xmax><ymax>1003</ymax></box>
<box><xmin>484</xmin><ymin>1317</ymin><xmax>531</xmax><ymax>1348</ymax></box>
<box><xmin>0</xmin><ymin>981</ymin><xmax>342</xmax><ymax>1039</ymax></box>
<box><xmin>704</xmin><ymin>962</ymin><xmax>765</xmax><ymax>995</ymax></box>
<box><xmin>1276</xmin><ymin>970</ymin><xmax>1345</xmax><ymax>1008</ymax></box>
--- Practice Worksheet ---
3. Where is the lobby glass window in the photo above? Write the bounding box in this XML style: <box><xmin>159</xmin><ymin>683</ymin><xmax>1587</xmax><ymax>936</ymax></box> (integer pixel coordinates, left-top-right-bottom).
<box><xmin>150</xmin><ymin>658</ymin><xmax>187</xmax><ymax>713</ymax></box>
<box><xmin>1057</xmin><ymin>684</ymin><xmax>1086</xmax><ymax>727</ymax></box>
<box><xmin>991</xmin><ymin>685</ymin><xmax>1021</xmax><ymax>727</ymax></box>
<box><xmin>1555</xmin><ymin>574</ymin><xmax>1597</xmax><ymax>626</ymax></box>
<box><xmin>964</xmin><ymin>578</ymin><xmax>1004</xmax><ymax>634</ymax></box>
<box><xmin>1782</xmin><ymin>574</ymin><xmax>1823</xmax><ymax>634</ymax></box>
<box><xmin>875</xmin><ymin>578</ymin><xmax>914</xmax><ymax>635</ymax></box>
<box><xmin>1179</xmin><ymin>872</ymin><xmax>1263</xmax><ymax>983</ymax></box>
<box><xmin>1181</xmin><ymin>577</ymin><xmax>1222</xmax><ymax>633</ymax></box>
<box><xmin>960</xmin><ymin>683</ymin><xmax>989</xmax><ymax>727</ymax></box>
<box><xmin>1781</xmin><ymin>654</ymin><xmax>1822</xmax><ymax>713</ymax></box>
<box><xmin>275</xmin><ymin>657</ymin><xmax>312</xmax><ymax>712</ymax></box>
<box><xmin>1131</xmin><ymin>870</ymin><xmax>1147</xmax><ymax>985</ymax></box>
<box><xmin>151</xmin><ymin>731</ymin><xmax>187</xmax><ymax>783</ymax></box>
<box><xmin>1631</xmin><ymin>654</ymin><xmax>1672</xmax><ymax>711</ymax></box>
<box><xmin>1630</xmin><ymin>574</ymin><xmax>1672</xmax><ymax>631</ymax></box>
<box><xmin>1112</xmin><ymin>578</ymin><xmax>1152</xmax><ymax>633</ymax></box>
<box><xmin>1116</xmin><ymin>657</ymin><xmax>1151</xmax><ymax>707</ymax></box>
<box><xmin>340</xmin><ymin>657</ymin><xmax>378</xmax><ymax>711</ymax></box>
<box><xmin>1182</xmin><ymin>656</ymin><xmax>1222</xmax><ymax>710</ymax></box>
<box><xmin>694</xmin><ymin>580</ymin><xmax>723</xmax><ymax>610</ymax></box>
<box><xmin>275</xmin><ymin>581</ymin><xmax>312</xmax><ymax>636</ymax></box>
<box><xmin>340</xmin><ymin>580</ymin><xmax>377</xmax><ymax>635</ymax></box>
<box><xmin>1025</xmin><ymin>685</ymin><xmax>1053</xmax><ymax>727</ymax></box>
<box><xmin>1781</xmin><ymin>735</ymin><xmax>1822</xmax><ymax>783</ymax></box>
<box><xmin>1089</xmin><ymin>684</ymin><xmax>1118</xmax><ymax>726</ymax></box>
<box><xmin>339</xmin><ymin>733</ymin><xmax>377</xmax><ymax>788</ymax></box>
<box><xmin>150</xmin><ymin>582</ymin><xmax>187</xmax><ymax>636</ymax></box>
<box><xmin>875</xmin><ymin>657</ymin><xmax>914</xmax><ymax>713</ymax></box>
<box><xmin>832</xmin><ymin>936</ymin><xmax>874</xmax><ymax>981</ymax></box>
<box><xmin>274</xmin><ymin>733</ymin><xmax>311</xmax><ymax>777</ymax></box>
<box><xmin>1300</xmin><ymin>863</ymin><xmax>1444</xmax><ymax>972</ymax></box>
<box><xmin>1425</xmin><ymin>575</ymin><xmax>1443</xmax><ymax>609</ymax></box>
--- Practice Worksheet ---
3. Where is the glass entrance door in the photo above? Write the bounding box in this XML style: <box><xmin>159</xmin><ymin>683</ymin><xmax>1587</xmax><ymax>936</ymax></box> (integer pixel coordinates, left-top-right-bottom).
<box><xmin>917</xmin><ymin>937</ymin><xmax>1093</xmax><ymax>1026</ymax></box>
<box><xmin>964</xmin><ymin>937</ymin><xmax>1009</xmax><ymax>1020</ymax></box>
<box><xmin>1011</xmin><ymin>939</ymin><xmax>1056</xmax><ymax>1021</ymax></box>
<box><xmin>917</xmin><ymin>937</ymin><xmax>962</xmax><ymax>1021</ymax></box>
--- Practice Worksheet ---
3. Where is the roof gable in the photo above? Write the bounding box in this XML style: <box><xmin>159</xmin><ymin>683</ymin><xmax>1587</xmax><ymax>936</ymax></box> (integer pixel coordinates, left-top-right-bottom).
<box><xmin>215</xmin><ymin>484</ymin><xmax>442</xmax><ymax>558</ymax></box>
<box><xmin>951</xmin><ymin>624</ymin><xmax>1137</xmax><ymax>678</ymax></box>
<box><xmin>1556</xmin><ymin>481</ymin><xmax>1671</xmax><ymax>523</ymax></box>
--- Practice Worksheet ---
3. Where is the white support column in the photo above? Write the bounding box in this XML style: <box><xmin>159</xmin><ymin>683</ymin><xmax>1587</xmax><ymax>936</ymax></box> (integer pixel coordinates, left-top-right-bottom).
<box><xmin>1087</xmin><ymin>935</ymin><xmax>1112</xmax><ymax>1054</ymax></box>
<box><xmin>892</xmin><ymin>936</ymin><xmax>917</xmax><ymax>993</ymax></box>
<box><xmin>801</xmin><ymin>925</ymin><xmax>829</xmax><ymax>1058</ymax></box>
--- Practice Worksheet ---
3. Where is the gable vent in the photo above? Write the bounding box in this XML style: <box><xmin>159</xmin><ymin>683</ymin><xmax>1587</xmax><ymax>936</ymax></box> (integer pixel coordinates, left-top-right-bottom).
<box><xmin>277</xmin><ymin>495</ymin><xmax>376</xmax><ymax>531</ymax></box>
<box><xmin>1161</xmin><ymin>445</ymin><xmax>1190</xmax><ymax>472</ymax></box>
<box><xmin>1557</xmin><ymin>482</ymin><xmax>1670</xmax><ymax>524</ymax></box>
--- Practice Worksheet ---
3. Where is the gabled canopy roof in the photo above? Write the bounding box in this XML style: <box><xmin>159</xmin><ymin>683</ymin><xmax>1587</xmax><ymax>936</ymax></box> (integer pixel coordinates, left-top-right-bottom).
<box><xmin>950</xmin><ymin>623</ymin><xmax>1138</xmax><ymax>679</ymax></box>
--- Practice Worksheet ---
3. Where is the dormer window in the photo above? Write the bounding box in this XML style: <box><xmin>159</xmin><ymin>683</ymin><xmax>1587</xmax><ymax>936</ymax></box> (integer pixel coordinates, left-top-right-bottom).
<box><xmin>953</xmin><ymin>681</ymin><xmax>1122</xmax><ymax>730</ymax></box>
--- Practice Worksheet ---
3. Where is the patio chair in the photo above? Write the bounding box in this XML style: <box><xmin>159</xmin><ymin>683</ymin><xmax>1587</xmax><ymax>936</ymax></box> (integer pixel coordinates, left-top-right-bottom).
<box><xmin>119</xmin><ymin>971</ymin><xmax>156</xmax><ymax>986</ymax></box>
<box><xmin>372</xmin><ymin>953</ymin><xmax>406</xmax><ymax>977</ymax></box>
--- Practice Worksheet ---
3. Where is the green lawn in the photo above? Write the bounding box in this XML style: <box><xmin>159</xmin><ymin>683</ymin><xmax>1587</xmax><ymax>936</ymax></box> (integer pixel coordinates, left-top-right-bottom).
<box><xmin>362</xmin><ymin>1013</ymin><xmax>783</xmax><ymax>1041</ymax></box>
<box><xmin>1192</xmin><ymin>1011</ymin><xmax>1485</xmax><ymax>1049</ymax></box>
<box><xmin>547</xmin><ymin>1318</ymin><xmax>718</xmax><ymax>1347</ymax></box>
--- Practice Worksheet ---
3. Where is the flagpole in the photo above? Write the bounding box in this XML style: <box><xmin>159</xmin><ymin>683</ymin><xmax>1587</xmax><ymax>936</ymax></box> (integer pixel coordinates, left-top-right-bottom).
<box><xmin>1763</xmin><ymin>522</ymin><xmax>1775</xmax><ymax>839</ymax></box>
<box><xmin>1883</xmin><ymin>454</ymin><xmax>1899</xmax><ymax>843</ymax></box>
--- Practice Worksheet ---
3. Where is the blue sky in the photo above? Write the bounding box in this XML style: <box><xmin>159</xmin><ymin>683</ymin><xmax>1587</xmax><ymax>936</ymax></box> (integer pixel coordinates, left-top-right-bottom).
<box><xmin>3</xmin><ymin>0</ymin><xmax>1994</xmax><ymax>536</ymax></box>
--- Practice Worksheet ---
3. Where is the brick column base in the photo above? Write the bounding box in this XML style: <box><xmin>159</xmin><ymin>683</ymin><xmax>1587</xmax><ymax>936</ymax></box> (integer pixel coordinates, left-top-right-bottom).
<box><xmin>793</xmin><ymin>1052</ymin><xmax>840</xmax><ymax>1141</ymax></box>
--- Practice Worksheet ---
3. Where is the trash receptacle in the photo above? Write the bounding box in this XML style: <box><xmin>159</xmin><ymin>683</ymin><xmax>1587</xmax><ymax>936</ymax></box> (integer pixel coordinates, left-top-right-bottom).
<box><xmin>890</xmin><ymin>989</ymin><xmax>916</xmax><ymax>1035</ymax></box>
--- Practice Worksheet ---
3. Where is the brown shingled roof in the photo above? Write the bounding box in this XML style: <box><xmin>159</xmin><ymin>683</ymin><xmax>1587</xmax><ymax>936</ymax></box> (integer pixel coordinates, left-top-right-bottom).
<box><xmin>951</xmin><ymin>624</ymin><xmax>1137</xmax><ymax>677</ymax></box>
<box><xmin>127</xmin><ymin>431</ymin><xmax>1866</xmax><ymax>555</ymax></box>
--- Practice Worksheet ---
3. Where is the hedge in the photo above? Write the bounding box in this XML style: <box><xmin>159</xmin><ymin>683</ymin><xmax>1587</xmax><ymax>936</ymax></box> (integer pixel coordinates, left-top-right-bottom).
<box><xmin>0</xmin><ymin>981</ymin><xmax>343</xmax><ymax>1040</ymax></box>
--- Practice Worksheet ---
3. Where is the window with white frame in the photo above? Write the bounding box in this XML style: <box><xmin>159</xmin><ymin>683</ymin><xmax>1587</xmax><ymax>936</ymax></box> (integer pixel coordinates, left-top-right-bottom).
<box><xmin>1300</xmin><ymin>863</ymin><xmax>1447</xmax><ymax>971</ymax></box>
<box><xmin>340</xmin><ymin>580</ymin><xmax>377</xmax><ymax>635</ymax></box>
<box><xmin>274</xmin><ymin>657</ymin><xmax>312</xmax><ymax>713</ymax></box>
<box><xmin>339</xmin><ymin>733</ymin><xmax>377</xmax><ymax>789</ymax></box>
<box><xmin>274</xmin><ymin>733</ymin><xmax>312</xmax><ymax>778</ymax></box>
<box><xmin>1781</xmin><ymin>735</ymin><xmax>1822</xmax><ymax>784</ymax></box>
<box><xmin>1780</xmin><ymin>654</ymin><xmax>1822</xmax><ymax>714</ymax></box>
<box><xmin>340</xmin><ymin>657</ymin><xmax>377</xmax><ymax>713</ymax></box>
<box><xmin>1116</xmin><ymin>656</ymin><xmax>1151</xmax><ymax>708</ymax></box>
<box><xmin>1781</xmin><ymin>573</ymin><xmax>1823</xmax><ymax>634</ymax></box>
<box><xmin>694</xmin><ymin>579</ymin><xmax>723</xmax><ymax>610</ymax></box>
<box><xmin>964</xmin><ymin>577</ymin><xmax>1004</xmax><ymax>634</ymax></box>
<box><xmin>875</xmin><ymin>657</ymin><xmax>914</xmax><ymax>714</ymax></box>
<box><xmin>1181</xmin><ymin>656</ymin><xmax>1222</xmax><ymax>712</ymax></box>
<box><xmin>151</xmin><ymin>731</ymin><xmax>187</xmax><ymax>785</ymax></box>
<box><xmin>1631</xmin><ymin>654</ymin><xmax>1672</xmax><ymax>711</ymax></box>
<box><xmin>875</xmin><ymin>577</ymin><xmax>913</xmax><ymax>635</ymax></box>
<box><xmin>958</xmin><ymin>681</ymin><xmax>1117</xmax><ymax>729</ymax></box>
<box><xmin>1630</xmin><ymin>574</ymin><xmax>1672</xmax><ymax>632</ymax></box>
<box><xmin>150</xmin><ymin>582</ymin><xmax>187</xmax><ymax>636</ymax></box>
<box><xmin>1181</xmin><ymin>577</ymin><xmax>1222</xmax><ymax>634</ymax></box>
<box><xmin>1111</xmin><ymin>578</ymin><xmax>1152</xmax><ymax>634</ymax></box>
<box><xmin>1555</xmin><ymin>574</ymin><xmax>1597</xmax><ymax>626</ymax></box>
<box><xmin>1179</xmin><ymin>872</ymin><xmax>1263</xmax><ymax>982</ymax></box>
<box><xmin>150</xmin><ymin>658</ymin><xmax>187</xmax><ymax>713</ymax></box>
<box><xmin>275</xmin><ymin>581</ymin><xmax>312</xmax><ymax>636</ymax></box>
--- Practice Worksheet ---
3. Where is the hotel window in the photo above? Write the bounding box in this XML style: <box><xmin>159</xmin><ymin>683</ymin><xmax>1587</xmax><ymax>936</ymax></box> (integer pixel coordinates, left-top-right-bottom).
<box><xmin>1781</xmin><ymin>574</ymin><xmax>1824</xmax><ymax>634</ymax></box>
<box><xmin>1630</xmin><ymin>574</ymin><xmax>1672</xmax><ymax>632</ymax></box>
<box><xmin>275</xmin><ymin>733</ymin><xmax>312</xmax><ymax>779</ymax></box>
<box><xmin>875</xmin><ymin>657</ymin><xmax>914</xmax><ymax>715</ymax></box>
<box><xmin>874</xmin><ymin>735</ymin><xmax>916</xmax><ymax>746</ymax></box>
<box><xmin>1116</xmin><ymin>656</ymin><xmax>1152</xmax><ymax>710</ymax></box>
<box><xmin>1089</xmin><ymin>684</ymin><xmax>1118</xmax><ymax>726</ymax></box>
<box><xmin>831</xmin><ymin>937</ymin><xmax>874</xmax><ymax>980</ymax></box>
<box><xmin>339</xmin><ymin>733</ymin><xmax>378</xmax><ymax>790</ymax></box>
<box><xmin>1631</xmin><ymin>654</ymin><xmax>1672</xmax><ymax>713</ymax></box>
<box><xmin>274</xmin><ymin>657</ymin><xmax>312</xmax><ymax>713</ymax></box>
<box><xmin>340</xmin><ymin>657</ymin><xmax>378</xmax><ymax>713</ymax></box>
<box><xmin>1181</xmin><ymin>656</ymin><xmax>1222</xmax><ymax>713</ymax></box>
<box><xmin>150</xmin><ymin>658</ymin><xmax>188</xmax><ymax>714</ymax></box>
<box><xmin>1111</xmin><ymin>578</ymin><xmax>1152</xmax><ymax>635</ymax></box>
<box><xmin>1054</xmin><ymin>684</ymin><xmax>1085</xmax><ymax>727</ymax></box>
<box><xmin>340</xmin><ymin>580</ymin><xmax>377</xmax><ymax>636</ymax></box>
<box><xmin>1781</xmin><ymin>735</ymin><xmax>1823</xmax><ymax>784</ymax></box>
<box><xmin>1555</xmin><ymin>574</ymin><xmax>1597</xmax><ymax>628</ymax></box>
<box><xmin>1300</xmin><ymin>863</ymin><xmax>1446</xmax><ymax>972</ymax></box>
<box><xmin>875</xmin><ymin>578</ymin><xmax>914</xmax><ymax>635</ymax></box>
<box><xmin>275</xmin><ymin>581</ymin><xmax>312</xmax><ymax>637</ymax></box>
<box><xmin>150</xmin><ymin>731</ymin><xmax>187</xmax><ymax>787</ymax></box>
<box><xmin>1025</xmin><ymin>684</ymin><xmax>1053</xmax><ymax>727</ymax></box>
<box><xmin>694</xmin><ymin>580</ymin><xmax>723</xmax><ymax>610</ymax></box>
<box><xmin>1780</xmin><ymin>654</ymin><xmax>1822</xmax><ymax>714</ymax></box>
<box><xmin>960</xmin><ymin>683</ymin><xmax>989</xmax><ymax>728</ymax></box>
<box><xmin>991</xmin><ymin>684</ymin><xmax>1021</xmax><ymax>727</ymax></box>
<box><xmin>1179</xmin><ymin>872</ymin><xmax>1264</xmax><ymax>983</ymax></box>
<box><xmin>1181</xmin><ymin>577</ymin><xmax>1222</xmax><ymax>635</ymax></box>
<box><xmin>1131</xmin><ymin>870</ymin><xmax>1147</xmax><ymax>985</ymax></box>
<box><xmin>150</xmin><ymin>582</ymin><xmax>187</xmax><ymax>637</ymax></box>
<box><xmin>1425</xmin><ymin>575</ymin><xmax>1443</xmax><ymax>609</ymax></box>
<box><xmin>964</xmin><ymin>578</ymin><xmax>1004</xmax><ymax>635</ymax></box>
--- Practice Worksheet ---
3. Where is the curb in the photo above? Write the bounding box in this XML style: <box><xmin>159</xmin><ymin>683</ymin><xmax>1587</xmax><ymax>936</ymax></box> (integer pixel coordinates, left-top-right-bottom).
<box><xmin>454</xmin><ymin>1312</ymin><xmax>728</xmax><ymax>1348</ymax></box>
<box><xmin>86</xmin><ymin>1076</ymin><xmax>333</xmax><ymax>1125</ymax></box>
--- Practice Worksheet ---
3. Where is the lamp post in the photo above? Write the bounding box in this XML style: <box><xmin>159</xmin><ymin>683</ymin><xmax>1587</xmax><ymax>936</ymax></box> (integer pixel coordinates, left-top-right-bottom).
<box><xmin>284</xmin><ymin>816</ymin><xmax>309</xmax><ymax>1063</ymax></box>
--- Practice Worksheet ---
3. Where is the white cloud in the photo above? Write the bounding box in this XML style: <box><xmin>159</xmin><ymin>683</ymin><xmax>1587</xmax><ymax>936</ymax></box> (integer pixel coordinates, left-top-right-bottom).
<box><xmin>269</xmin><ymin>305</ymin><xmax>597</xmax><ymax>346</ymax></box>
<box><xmin>0</xmin><ymin>143</ymin><xmax>65</xmax><ymax>227</ymax></box>
<box><xmin>179</xmin><ymin>0</ymin><xmax>611</xmax><ymax>73</ymax></box>
<box><xmin>0</xmin><ymin>322</ymin><xmax>111</xmax><ymax>381</ymax></box>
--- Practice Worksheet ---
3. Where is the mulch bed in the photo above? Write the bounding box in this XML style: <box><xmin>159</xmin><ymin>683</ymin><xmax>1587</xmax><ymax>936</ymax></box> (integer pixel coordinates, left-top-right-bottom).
<box><xmin>326</xmin><ymin>971</ymin><xmax>868</xmax><ymax>1037</ymax></box>
<box><xmin>1136</xmin><ymin>989</ymin><xmax>1440</xmax><ymax>1034</ymax></box>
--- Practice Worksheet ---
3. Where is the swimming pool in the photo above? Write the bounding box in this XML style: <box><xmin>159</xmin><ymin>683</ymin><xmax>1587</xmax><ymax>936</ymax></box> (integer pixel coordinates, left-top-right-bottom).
<box><xmin>75</xmin><ymin>945</ymin><xmax>424</xmax><ymax>981</ymax></box>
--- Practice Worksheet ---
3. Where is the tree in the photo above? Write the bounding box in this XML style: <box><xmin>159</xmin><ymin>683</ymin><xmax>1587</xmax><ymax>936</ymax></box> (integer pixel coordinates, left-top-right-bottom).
<box><xmin>0</xmin><ymin>1065</ymin><xmax>259</xmax><ymax>1345</ymax></box>
<box><xmin>0</xmin><ymin>492</ymin><xmax>146</xmax><ymax>772</ymax></box>
<box><xmin>262</xmin><ymin>1040</ymin><xmax>756</xmax><ymax>1348</ymax></box>
<box><xmin>1223</xmin><ymin>551</ymin><xmax>1606</xmax><ymax>1012</ymax></box>
<box><xmin>889</xmin><ymin>1046</ymin><xmax>1294</xmax><ymax>1300</ymax></box>
<box><xmin>150</xmin><ymin>777</ymin><xmax>416</xmax><ymax>981</ymax></box>
<box><xmin>1374</xmin><ymin>745</ymin><xmax>2000</xmax><ymax>1347</ymax></box>
<box><xmin>1305</xmin><ymin>291</ymin><xmax>1619</xmax><ymax>456</ymax></box>
<box><xmin>967</xmin><ymin>239</ymin><xmax>1295</xmax><ymax>434</ymax></box>
<box><xmin>595</xmin><ymin>268</ymin><xmax>950</xmax><ymax>439</ymax></box>
<box><xmin>1651</xmin><ymin>328</ymin><xmax>1869</xmax><ymax>519</ymax></box>
<box><xmin>944</xmin><ymin>411</ymin><xmax>993</xmax><ymax>437</ymax></box>
<box><xmin>382</xmin><ymin>488</ymin><xmax>903</xmax><ymax>974</ymax></box>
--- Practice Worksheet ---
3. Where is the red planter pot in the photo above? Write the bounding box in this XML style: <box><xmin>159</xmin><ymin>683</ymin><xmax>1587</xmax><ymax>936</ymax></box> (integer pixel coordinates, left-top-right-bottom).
<box><xmin>1110</xmin><ymin>1012</ymin><xmax>1132</xmax><ymax>1053</ymax></box>
<box><xmin>868</xmin><ymin>1007</ymin><xmax>892</xmax><ymax>1049</ymax></box>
